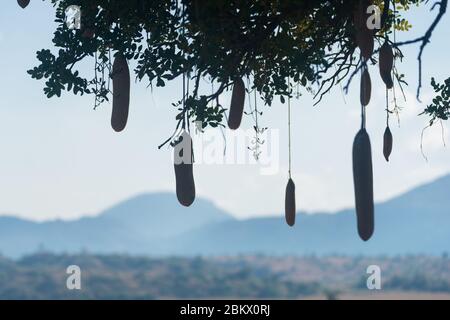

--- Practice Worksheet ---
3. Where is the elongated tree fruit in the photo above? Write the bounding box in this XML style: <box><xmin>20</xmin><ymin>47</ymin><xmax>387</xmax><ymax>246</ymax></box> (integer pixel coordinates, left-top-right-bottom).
<box><xmin>355</xmin><ymin>31</ymin><xmax>374</xmax><ymax>60</ymax></box>
<box><xmin>285</xmin><ymin>178</ymin><xmax>296</xmax><ymax>227</ymax></box>
<box><xmin>174</xmin><ymin>131</ymin><xmax>196</xmax><ymax>207</ymax></box>
<box><xmin>228</xmin><ymin>78</ymin><xmax>245</xmax><ymax>130</ymax></box>
<box><xmin>352</xmin><ymin>129</ymin><xmax>374</xmax><ymax>241</ymax></box>
<box><xmin>383</xmin><ymin>126</ymin><xmax>393</xmax><ymax>162</ymax></box>
<box><xmin>111</xmin><ymin>55</ymin><xmax>130</xmax><ymax>132</ymax></box>
<box><xmin>353</xmin><ymin>0</ymin><xmax>374</xmax><ymax>60</ymax></box>
<box><xmin>360</xmin><ymin>68</ymin><xmax>371</xmax><ymax>106</ymax></box>
<box><xmin>17</xmin><ymin>0</ymin><xmax>30</xmax><ymax>8</ymax></box>
<box><xmin>379</xmin><ymin>41</ymin><xmax>394</xmax><ymax>89</ymax></box>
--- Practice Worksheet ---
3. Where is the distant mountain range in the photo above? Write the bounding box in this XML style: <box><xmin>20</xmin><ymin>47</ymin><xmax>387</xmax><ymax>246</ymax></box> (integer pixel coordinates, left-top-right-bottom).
<box><xmin>1</xmin><ymin>175</ymin><xmax>450</xmax><ymax>258</ymax></box>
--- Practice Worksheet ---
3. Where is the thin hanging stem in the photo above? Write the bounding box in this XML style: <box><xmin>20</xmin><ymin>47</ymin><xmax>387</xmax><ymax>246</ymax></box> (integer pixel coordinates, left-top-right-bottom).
<box><xmin>288</xmin><ymin>77</ymin><xmax>292</xmax><ymax>179</ymax></box>
<box><xmin>246</xmin><ymin>77</ymin><xmax>255</xmax><ymax>121</ymax></box>
<box><xmin>247</xmin><ymin>76</ymin><xmax>262</xmax><ymax>161</ymax></box>
<box><xmin>254</xmin><ymin>89</ymin><xmax>258</xmax><ymax>136</ymax></box>
<box><xmin>384</xmin><ymin>27</ymin><xmax>390</xmax><ymax>129</ymax></box>
<box><xmin>254</xmin><ymin>88</ymin><xmax>260</xmax><ymax>160</ymax></box>
<box><xmin>182</xmin><ymin>73</ymin><xmax>186</xmax><ymax>130</ymax></box>
<box><xmin>187</xmin><ymin>71</ymin><xmax>191</xmax><ymax>133</ymax></box>
<box><xmin>361</xmin><ymin>60</ymin><xmax>366</xmax><ymax>130</ymax></box>
<box><xmin>94</xmin><ymin>51</ymin><xmax>98</xmax><ymax>109</ymax></box>
<box><xmin>181</xmin><ymin>2</ymin><xmax>187</xmax><ymax>131</ymax></box>
<box><xmin>386</xmin><ymin>87</ymin><xmax>390</xmax><ymax>127</ymax></box>
<box><xmin>211</xmin><ymin>80</ymin><xmax>214</xmax><ymax>108</ymax></box>
<box><xmin>440</xmin><ymin>120</ymin><xmax>447</xmax><ymax>147</ymax></box>
<box><xmin>392</xmin><ymin>1</ymin><xmax>401</xmax><ymax>127</ymax></box>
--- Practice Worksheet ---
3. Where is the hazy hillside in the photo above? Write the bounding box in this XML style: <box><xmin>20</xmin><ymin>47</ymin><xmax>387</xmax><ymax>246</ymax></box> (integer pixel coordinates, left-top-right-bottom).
<box><xmin>0</xmin><ymin>176</ymin><xmax>450</xmax><ymax>258</ymax></box>
<box><xmin>0</xmin><ymin>193</ymin><xmax>233</xmax><ymax>257</ymax></box>
<box><xmin>172</xmin><ymin>175</ymin><xmax>450</xmax><ymax>256</ymax></box>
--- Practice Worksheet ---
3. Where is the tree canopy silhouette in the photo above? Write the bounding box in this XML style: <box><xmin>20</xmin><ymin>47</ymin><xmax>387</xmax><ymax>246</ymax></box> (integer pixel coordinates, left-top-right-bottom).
<box><xmin>26</xmin><ymin>0</ymin><xmax>448</xmax><ymax>131</ymax></box>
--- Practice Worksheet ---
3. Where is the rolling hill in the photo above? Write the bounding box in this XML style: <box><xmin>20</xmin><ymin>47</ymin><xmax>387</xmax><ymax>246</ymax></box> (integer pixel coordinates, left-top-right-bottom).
<box><xmin>1</xmin><ymin>175</ymin><xmax>449</xmax><ymax>258</ymax></box>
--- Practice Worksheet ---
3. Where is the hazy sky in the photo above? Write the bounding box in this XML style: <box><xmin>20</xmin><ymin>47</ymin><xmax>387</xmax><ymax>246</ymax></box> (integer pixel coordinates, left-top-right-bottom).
<box><xmin>1</xmin><ymin>1</ymin><xmax>450</xmax><ymax>221</ymax></box>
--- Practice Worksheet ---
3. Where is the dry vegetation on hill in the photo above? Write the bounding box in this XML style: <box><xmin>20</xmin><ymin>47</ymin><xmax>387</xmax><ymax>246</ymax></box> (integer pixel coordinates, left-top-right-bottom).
<box><xmin>0</xmin><ymin>254</ymin><xmax>449</xmax><ymax>299</ymax></box>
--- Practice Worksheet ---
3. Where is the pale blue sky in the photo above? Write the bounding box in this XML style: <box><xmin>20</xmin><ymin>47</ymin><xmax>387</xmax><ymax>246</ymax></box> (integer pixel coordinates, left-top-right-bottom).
<box><xmin>0</xmin><ymin>1</ymin><xmax>449</xmax><ymax>221</ymax></box>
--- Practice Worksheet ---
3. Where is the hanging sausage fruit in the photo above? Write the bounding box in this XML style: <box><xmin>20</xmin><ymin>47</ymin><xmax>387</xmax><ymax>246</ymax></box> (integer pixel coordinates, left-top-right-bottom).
<box><xmin>353</xmin><ymin>126</ymin><xmax>374</xmax><ymax>241</ymax></box>
<box><xmin>228</xmin><ymin>78</ymin><xmax>246</xmax><ymax>130</ymax></box>
<box><xmin>17</xmin><ymin>0</ymin><xmax>30</xmax><ymax>9</ymax></box>
<box><xmin>379</xmin><ymin>41</ymin><xmax>394</xmax><ymax>89</ymax></box>
<box><xmin>284</xmin><ymin>84</ymin><xmax>296</xmax><ymax>227</ymax></box>
<box><xmin>380</xmin><ymin>37</ymin><xmax>395</xmax><ymax>162</ymax></box>
<box><xmin>111</xmin><ymin>55</ymin><xmax>130</xmax><ymax>132</ymax></box>
<box><xmin>174</xmin><ymin>130</ymin><xmax>196</xmax><ymax>207</ymax></box>
<box><xmin>360</xmin><ymin>66</ymin><xmax>372</xmax><ymax>106</ymax></box>
<box><xmin>354</xmin><ymin>0</ymin><xmax>374</xmax><ymax>60</ymax></box>
<box><xmin>285</xmin><ymin>179</ymin><xmax>296</xmax><ymax>227</ymax></box>
<box><xmin>383</xmin><ymin>125</ymin><xmax>393</xmax><ymax>162</ymax></box>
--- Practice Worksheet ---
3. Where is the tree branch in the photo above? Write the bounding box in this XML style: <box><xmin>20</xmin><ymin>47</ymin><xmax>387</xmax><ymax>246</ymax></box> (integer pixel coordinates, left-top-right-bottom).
<box><xmin>395</xmin><ymin>0</ymin><xmax>448</xmax><ymax>100</ymax></box>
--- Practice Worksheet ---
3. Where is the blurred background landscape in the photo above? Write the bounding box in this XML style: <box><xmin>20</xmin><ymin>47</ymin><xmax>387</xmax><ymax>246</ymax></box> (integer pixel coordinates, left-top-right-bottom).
<box><xmin>1</xmin><ymin>254</ymin><xmax>449</xmax><ymax>300</ymax></box>
<box><xmin>1</xmin><ymin>174</ymin><xmax>449</xmax><ymax>299</ymax></box>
